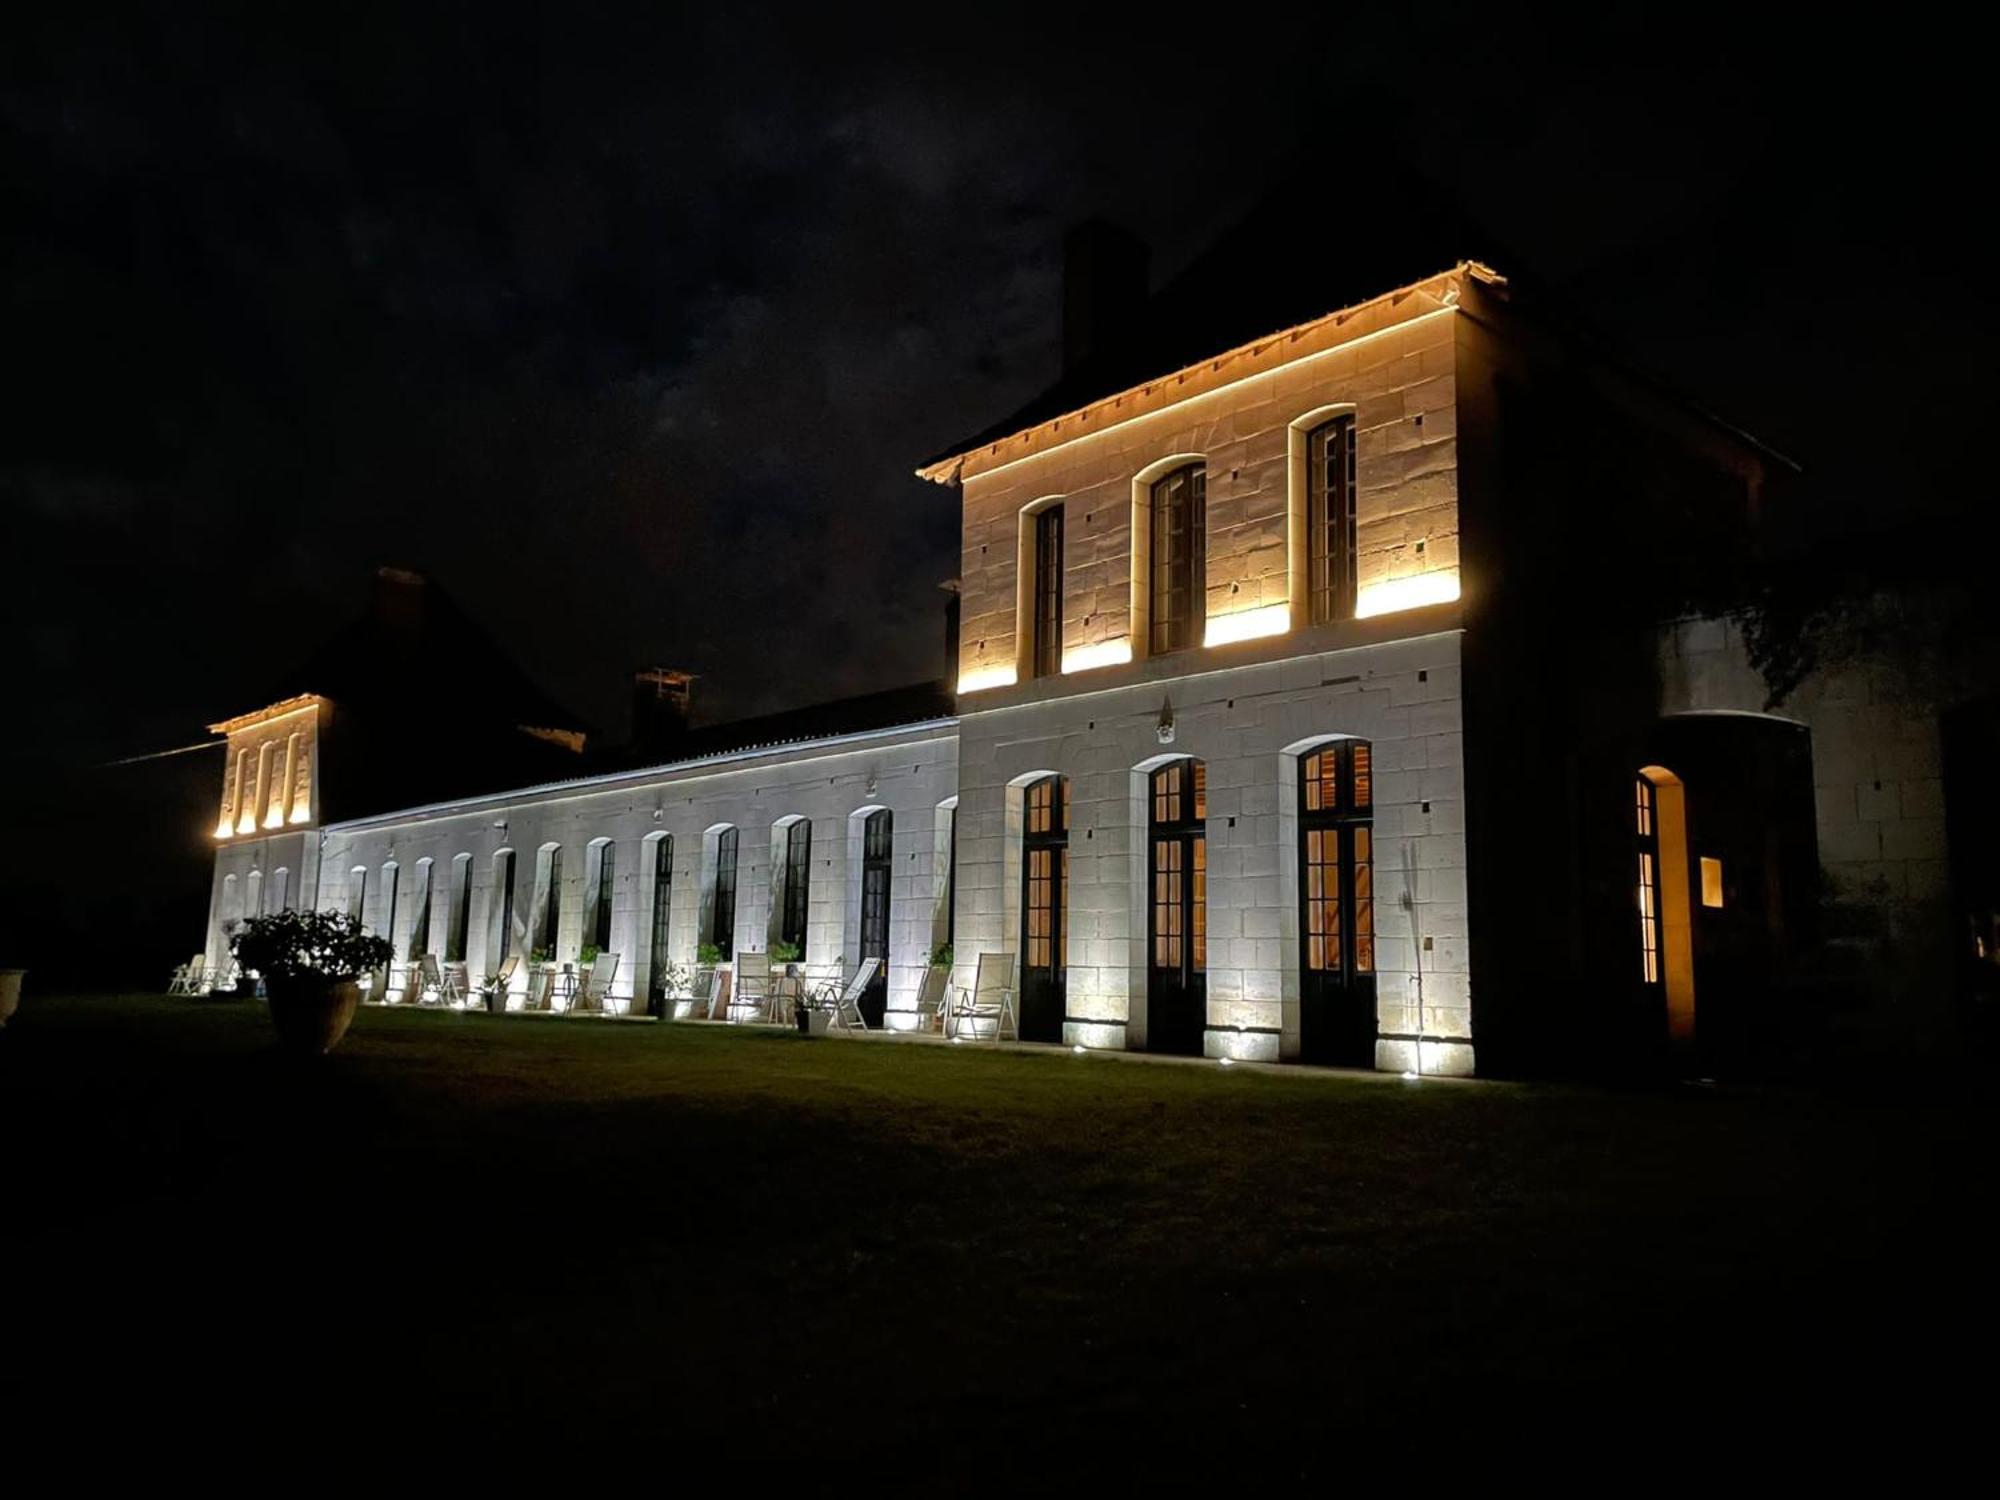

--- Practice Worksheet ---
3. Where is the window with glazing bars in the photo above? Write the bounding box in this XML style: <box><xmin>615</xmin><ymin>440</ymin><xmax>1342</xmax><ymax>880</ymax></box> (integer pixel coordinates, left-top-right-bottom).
<box><xmin>1307</xmin><ymin>414</ymin><xmax>1357</xmax><ymax>624</ymax></box>
<box><xmin>1023</xmin><ymin>776</ymin><xmax>1067</xmax><ymax>972</ymax></box>
<box><xmin>1301</xmin><ymin>741</ymin><xmax>1375</xmax><ymax>977</ymax></box>
<box><xmin>447</xmin><ymin>856</ymin><xmax>472</xmax><ymax>962</ymax></box>
<box><xmin>409</xmin><ymin>863</ymin><xmax>432</xmax><ymax>957</ymax></box>
<box><xmin>591</xmin><ymin>842</ymin><xmax>616</xmax><ymax>949</ymax></box>
<box><xmin>1150</xmin><ymin>464</ymin><xmax>1205</xmax><ymax>653</ymax></box>
<box><xmin>711</xmin><ymin>828</ymin><xmax>738</xmax><ymax>960</ymax></box>
<box><xmin>1150</xmin><ymin>760</ymin><xmax>1207</xmax><ymax>972</ymax></box>
<box><xmin>1032</xmin><ymin>505</ymin><xmax>1064</xmax><ymax>677</ymax></box>
<box><xmin>1635</xmin><ymin>777</ymin><xmax>1661</xmax><ymax>984</ymax></box>
<box><xmin>779</xmin><ymin>819</ymin><xmax>811</xmax><ymax>955</ymax></box>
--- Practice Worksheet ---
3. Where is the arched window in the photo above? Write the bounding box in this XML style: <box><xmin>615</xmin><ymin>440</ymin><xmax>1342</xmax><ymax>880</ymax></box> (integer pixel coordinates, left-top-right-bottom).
<box><xmin>859</xmin><ymin>809</ymin><xmax>893</xmax><ymax>1025</ymax></box>
<box><xmin>1148</xmin><ymin>759</ymin><xmax>1207</xmax><ymax>1054</ymax></box>
<box><xmin>1149</xmin><ymin>463</ymin><xmax>1206</xmax><ymax>654</ymax></box>
<box><xmin>776</xmin><ymin>818</ymin><xmax>812</xmax><ymax>957</ymax></box>
<box><xmin>278</xmin><ymin>733</ymin><xmax>301</xmax><ymax>825</ymax></box>
<box><xmin>533</xmin><ymin>845</ymin><xmax>563</xmax><ymax>958</ymax></box>
<box><xmin>347</xmin><ymin>866</ymin><xmax>368</xmax><ymax>924</ymax></box>
<box><xmin>585</xmin><ymin>839</ymin><xmax>616</xmax><ymax>951</ymax></box>
<box><xmin>409</xmin><ymin>858</ymin><xmax>434</xmax><ymax>958</ymax></box>
<box><xmin>489</xmin><ymin>850</ymin><xmax>518</xmax><ymax>968</ymax></box>
<box><xmin>646</xmin><ymin>834</ymin><xmax>675</xmax><ymax>1007</ymax></box>
<box><xmin>246</xmin><ymin>868</ymin><xmax>264</xmax><ymax>919</ymax></box>
<box><xmin>256</xmin><ymin>742</ymin><xmax>280</xmax><ymax>828</ymax></box>
<box><xmin>1032</xmin><ymin>504</ymin><xmax>1064</xmax><ymax>677</ymax></box>
<box><xmin>447</xmin><ymin>854</ymin><xmax>473</xmax><ymax>962</ymax></box>
<box><xmin>709</xmin><ymin>827</ymin><xmax>739</xmax><ymax>960</ymax></box>
<box><xmin>381</xmin><ymin>861</ymin><xmax>400</xmax><ymax>949</ymax></box>
<box><xmin>235</xmin><ymin>750</ymin><xmax>257</xmax><ymax>834</ymax></box>
<box><xmin>1306</xmin><ymin>414</ymin><xmax>1357</xmax><ymax>624</ymax></box>
<box><xmin>1020</xmin><ymin>775</ymin><xmax>1068</xmax><ymax>1043</ymax></box>
<box><xmin>1297</xmin><ymin>740</ymin><xmax>1375</xmax><ymax>1066</ymax></box>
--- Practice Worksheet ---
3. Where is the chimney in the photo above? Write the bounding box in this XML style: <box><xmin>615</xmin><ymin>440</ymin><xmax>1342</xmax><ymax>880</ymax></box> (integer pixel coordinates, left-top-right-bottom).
<box><xmin>1062</xmin><ymin>220</ymin><xmax>1149</xmax><ymax>377</ymax></box>
<box><xmin>632</xmin><ymin>668</ymin><xmax>695</xmax><ymax>758</ymax></box>
<box><xmin>370</xmin><ymin>565</ymin><xmax>428</xmax><ymax>635</ymax></box>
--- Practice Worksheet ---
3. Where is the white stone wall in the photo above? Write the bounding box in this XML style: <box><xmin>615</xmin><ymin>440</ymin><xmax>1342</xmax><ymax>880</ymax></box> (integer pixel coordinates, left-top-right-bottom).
<box><xmin>953</xmin><ymin>632</ymin><xmax>1471</xmax><ymax>1073</ymax></box>
<box><xmin>312</xmin><ymin>723</ymin><xmax>958</xmax><ymax>1017</ymax></box>
<box><xmin>205</xmin><ymin>828</ymin><xmax>319</xmax><ymax>973</ymax></box>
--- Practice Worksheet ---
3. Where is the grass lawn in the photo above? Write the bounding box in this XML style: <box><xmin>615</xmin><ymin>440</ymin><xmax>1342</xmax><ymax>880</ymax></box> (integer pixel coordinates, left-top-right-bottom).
<box><xmin>2</xmin><ymin>994</ymin><xmax>1986</xmax><ymax>1481</ymax></box>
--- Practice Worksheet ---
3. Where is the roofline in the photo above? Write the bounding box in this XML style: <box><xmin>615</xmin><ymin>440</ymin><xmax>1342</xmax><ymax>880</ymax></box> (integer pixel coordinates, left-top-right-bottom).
<box><xmin>915</xmin><ymin>263</ymin><xmax>1487</xmax><ymax>482</ymax></box>
<box><xmin>207</xmin><ymin>694</ymin><xmax>327</xmax><ymax>735</ymax></box>
<box><xmin>320</xmin><ymin>716</ymin><xmax>961</xmax><ymax>836</ymax></box>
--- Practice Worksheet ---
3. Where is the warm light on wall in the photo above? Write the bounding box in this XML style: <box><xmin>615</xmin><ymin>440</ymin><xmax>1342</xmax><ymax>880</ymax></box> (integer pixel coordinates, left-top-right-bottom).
<box><xmin>1355</xmin><ymin>570</ymin><xmax>1461</xmax><ymax>619</ymax></box>
<box><xmin>290</xmin><ymin>805</ymin><xmax>312</xmax><ymax>825</ymax></box>
<box><xmin>215</xmin><ymin>821</ymin><xmax>234</xmax><ymax>840</ymax></box>
<box><xmin>1202</xmin><ymin>602</ymin><xmax>1291</xmax><ymax>648</ymax></box>
<box><xmin>956</xmin><ymin>664</ymin><xmax>1018</xmax><ymax>694</ymax></box>
<box><xmin>1061</xmin><ymin>639</ymin><xmax>1133</xmax><ymax>674</ymax></box>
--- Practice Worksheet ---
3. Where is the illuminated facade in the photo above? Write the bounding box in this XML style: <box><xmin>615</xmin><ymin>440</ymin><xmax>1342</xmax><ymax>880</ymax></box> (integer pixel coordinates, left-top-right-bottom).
<box><xmin>194</xmin><ymin>247</ymin><xmax>1979</xmax><ymax>1077</ymax></box>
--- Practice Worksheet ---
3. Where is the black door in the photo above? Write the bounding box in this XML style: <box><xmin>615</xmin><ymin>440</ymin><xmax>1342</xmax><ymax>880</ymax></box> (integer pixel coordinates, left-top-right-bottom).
<box><xmin>1298</xmin><ymin>742</ymin><xmax>1376</xmax><ymax>1066</ymax></box>
<box><xmin>860</xmin><ymin>810</ymin><xmax>892</xmax><ymax>1027</ymax></box>
<box><xmin>1148</xmin><ymin>760</ymin><xmax>1207</xmax><ymax>1055</ymax></box>
<box><xmin>647</xmin><ymin>835</ymin><xmax>673</xmax><ymax>1016</ymax></box>
<box><xmin>1019</xmin><ymin>775</ymin><xmax>1067</xmax><ymax>1042</ymax></box>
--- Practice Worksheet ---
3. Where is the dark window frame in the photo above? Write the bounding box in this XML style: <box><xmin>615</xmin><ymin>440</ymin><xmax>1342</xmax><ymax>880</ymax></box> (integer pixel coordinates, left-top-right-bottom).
<box><xmin>778</xmin><ymin>819</ymin><xmax>812</xmax><ymax>956</ymax></box>
<box><xmin>1306</xmin><ymin>415</ymin><xmax>1358</xmax><ymax>624</ymax></box>
<box><xmin>1032</xmin><ymin>504</ymin><xmax>1065</xmax><ymax>678</ymax></box>
<box><xmin>1149</xmin><ymin>463</ymin><xmax>1206</xmax><ymax>654</ymax></box>
<box><xmin>711</xmin><ymin>827</ymin><xmax>739</xmax><ymax>960</ymax></box>
<box><xmin>590</xmin><ymin>841</ymin><xmax>616</xmax><ymax>950</ymax></box>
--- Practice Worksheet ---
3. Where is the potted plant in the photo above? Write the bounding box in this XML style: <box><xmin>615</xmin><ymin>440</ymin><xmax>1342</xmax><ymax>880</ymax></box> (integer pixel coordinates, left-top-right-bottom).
<box><xmin>771</xmin><ymin>938</ymin><xmax>802</xmax><ymax>977</ymax></box>
<box><xmin>928</xmin><ymin>941</ymin><xmax>954</xmax><ymax>971</ymax></box>
<box><xmin>231</xmin><ymin>909</ymin><xmax>392</xmax><ymax>1057</ymax></box>
<box><xmin>655</xmin><ymin>960</ymin><xmax>693</xmax><ymax>1020</ymax></box>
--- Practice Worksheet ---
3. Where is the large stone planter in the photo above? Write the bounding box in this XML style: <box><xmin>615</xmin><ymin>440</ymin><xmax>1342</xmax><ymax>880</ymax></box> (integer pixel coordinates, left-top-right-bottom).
<box><xmin>0</xmin><ymin>969</ymin><xmax>24</xmax><ymax>1029</ymax></box>
<box><xmin>267</xmin><ymin>976</ymin><xmax>361</xmax><ymax>1056</ymax></box>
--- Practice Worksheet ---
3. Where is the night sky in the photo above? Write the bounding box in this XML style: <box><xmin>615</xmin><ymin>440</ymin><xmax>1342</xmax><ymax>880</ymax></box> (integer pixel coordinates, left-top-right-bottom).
<box><xmin>2</xmin><ymin>4</ymin><xmax>1986</xmax><ymax>979</ymax></box>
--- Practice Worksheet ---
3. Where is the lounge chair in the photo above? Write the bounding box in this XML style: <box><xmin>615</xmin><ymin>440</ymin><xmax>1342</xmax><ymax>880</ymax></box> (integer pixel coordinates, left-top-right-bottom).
<box><xmin>437</xmin><ymin>959</ymin><xmax>469</xmax><ymax>1008</ymax></box>
<box><xmin>950</xmin><ymin>952</ymin><xmax>1018</xmax><ymax>1043</ymax></box>
<box><xmin>168</xmin><ymin>953</ymin><xmax>205</xmax><ymax>996</ymax></box>
<box><xmin>912</xmin><ymin>963</ymin><xmax>951</xmax><ymax>1033</ymax></box>
<box><xmin>575</xmin><ymin>952</ymin><xmax>620</xmax><ymax>1014</ymax></box>
<box><xmin>730</xmin><ymin>951</ymin><xmax>772</xmax><ymax>1023</ymax></box>
<box><xmin>813</xmin><ymin>957</ymin><xmax>880</xmax><ymax>1033</ymax></box>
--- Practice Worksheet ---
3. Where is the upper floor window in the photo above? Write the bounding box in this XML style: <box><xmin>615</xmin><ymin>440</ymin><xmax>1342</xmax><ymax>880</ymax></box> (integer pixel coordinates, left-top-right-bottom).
<box><xmin>1032</xmin><ymin>505</ymin><xmax>1064</xmax><ymax>678</ymax></box>
<box><xmin>1150</xmin><ymin>463</ymin><xmax>1205</xmax><ymax>654</ymax></box>
<box><xmin>1307</xmin><ymin>415</ymin><xmax>1357</xmax><ymax>624</ymax></box>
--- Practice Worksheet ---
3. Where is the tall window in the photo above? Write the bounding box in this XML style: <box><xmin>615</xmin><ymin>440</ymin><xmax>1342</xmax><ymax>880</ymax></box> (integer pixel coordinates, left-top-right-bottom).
<box><xmin>1150</xmin><ymin>463</ymin><xmax>1205</xmax><ymax>654</ymax></box>
<box><xmin>538</xmin><ymin>846</ymin><xmax>563</xmax><ymax>956</ymax></box>
<box><xmin>711</xmin><ymin>827</ymin><xmax>739</xmax><ymax>960</ymax></box>
<box><xmin>347</xmin><ymin>867</ymin><xmax>367</xmax><ymax>924</ymax></box>
<box><xmin>1298</xmin><ymin>740</ymin><xmax>1376</xmax><ymax>1065</ymax></box>
<box><xmin>1033</xmin><ymin>504</ymin><xmax>1064</xmax><ymax>678</ymax></box>
<box><xmin>1636</xmin><ymin>776</ymin><xmax>1661</xmax><ymax>985</ymax></box>
<box><xmin>860</xmin><ymin>810</ymin><xmax>893</xmax><ymax>1026</ymax></box>
<box><xmin>271</xmin><ymin>867</ymin><xmax>290</xmax><ymax>913</ymax></box>
<box><xmin>589</xmin><ymin>841</ymin><xmax>616</xmax><ymax>950</ymax></box>
<box><xmin>409</xmin><ymin>860</ymin><xmax>433</xmax><ymax>958</ymax></box>
<box><xmin>648</xmin><ymin>836</ymin><xmax>675</xmax><ymax>1005</ymax></box>
<box><xmin>1019</xmin><ymin>775</ymin><xmax>1069</xmax><ymax>1043</ymax></box>
<box><xmin>945</xmin><ymin>803</ymin><xmax>957</xmax><ymax>947</ymax></box>
<box><xmin>778</xmin><ymin>819</ymin><xmax>812</xmax><ymax>956</ymax></box>
<box><xmin>491</xmin><ymin>850</ymin><xmax>517</xmax><ymax>967</ymax></box>
<box><xmin>1307</xmin><ymin>414</ymin><xmax>1357</xmax><ymax>624</ymax></box>
<box><xmin>1148</xmin><ymin>759</ymin><xmax>1207</xmax><ymax>1055</ymax></box>
<box><xmin>447</xmin><ymin>854</ymin><xmax>473</xmax><ymax>962</ymax></box>
<box><xmin>381</xmin><ymin>862</ymin><xmax>400</xmax><ymax>950</ymax></box>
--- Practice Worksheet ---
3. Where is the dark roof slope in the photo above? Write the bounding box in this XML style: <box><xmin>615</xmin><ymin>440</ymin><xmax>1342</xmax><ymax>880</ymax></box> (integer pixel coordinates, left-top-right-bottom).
<box><xmin>923</xmin><ymin>185</ymin><xmax>1500</xmax><ymax>469</ymax></box>
<box><xmin>604</xmin><ymin>679</ymin><xmax>956</xmax><ymax>773</ymax></box>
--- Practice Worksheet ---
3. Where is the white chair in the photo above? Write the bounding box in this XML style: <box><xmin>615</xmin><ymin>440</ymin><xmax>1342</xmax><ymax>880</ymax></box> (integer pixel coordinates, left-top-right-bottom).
<box><xmin>912</xmin><ymin>963</ymin><xmax>951</xmax><ymax>1033</ymax></box>
<box><xmin>731</xmin><ymin>952</ymin><xmax>772</xmax><ymax>1023</ymax></box>
<box><xmin>417</xmin><ymin>954</ymin><xmax>455</xmax><ymax>1008</ymax></box>
<box><xmin>575</xmin><ymin>952</ymin><xmax>620</xmax><ymax>1014</ymax></box>
<box><xmin>951</xmin><ymin>953</ymin><xmax>1018</xmax><ymax>1043</ymax></box>
<box><xmin>813</xmin><ymin>957</ymin><xmax>880</xmax><ymax>1033</ymax></box>
<box><xmin>168</xmin><ymin>953</ymin><xmax>205</xmax><ymax>995</ymax></box>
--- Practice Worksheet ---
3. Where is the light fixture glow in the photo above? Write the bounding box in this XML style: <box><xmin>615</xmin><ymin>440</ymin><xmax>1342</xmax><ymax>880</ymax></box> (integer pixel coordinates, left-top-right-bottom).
<box><xmin>1061</xmin><ymin>639</ymin><xmax>1132</xmax><ymax>675</ymax></box>
<box><xmin>1202</xmin><ymin>602</ymin><xmax>1290</xmax><ymax>648</ymax></box>
<box><xmin>956</xmin><ymin>664</ymin><xmax>1018</xmax><ymax>694</ymax></box>
<box><xmin>1219</xmin><ymin>1056</ymin><xmax>1234</xmax><ymax>1067</ymax></box>
<box><xmin>1072</xmin><ymin>1043</ymin><xmax>1086</xmax><ymax>1055</ymax></box>
<box><xmin>1355</xmin><ymin>570</ymin><xmax>1461</xmax><ymax>619</ymax></box>
<box><xmin>1401</xmin><ymin>1070</ymin><xmax>1419</xmax><ymax>1081</ymax></box>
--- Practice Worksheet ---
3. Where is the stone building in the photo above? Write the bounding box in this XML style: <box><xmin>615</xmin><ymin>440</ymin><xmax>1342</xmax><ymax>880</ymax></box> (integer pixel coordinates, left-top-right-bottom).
<box><xmin>196</xmin><ymin>225</ymin><xmax>1993</xmax><ymax>1076</ymax></box>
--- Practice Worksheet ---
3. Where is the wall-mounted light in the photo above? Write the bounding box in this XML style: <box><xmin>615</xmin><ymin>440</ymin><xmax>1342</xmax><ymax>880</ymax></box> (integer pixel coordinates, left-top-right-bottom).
<box><xmin>1156</xmin><ymin>697</ymin><xmax>1177</xmax><ymax>745</ymax></box>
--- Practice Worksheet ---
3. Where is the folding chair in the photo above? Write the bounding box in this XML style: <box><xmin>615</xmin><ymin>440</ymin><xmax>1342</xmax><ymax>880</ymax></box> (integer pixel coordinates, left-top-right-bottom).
<box><xmin>437</xmin><ymin>959</ymin><xmax>469</xmax><ymax>1008</ymax></box>
<box><xmin>168</xmin><ymin>953</ymin><xmax>204</xmax><ymax>995</ymax></box>
<box><xmin>817</xmin><ymin>956</ymin><xmax>880</xmax><ymax>1033</ymax></box>
<box><xmin>951</xmin><ymin>952</ymin><xmax>1019</xmax><ymax>1043</ymax></box>
<box><xmin>730</xmin><ymin>952</ymin><xmax>772</xmax><ymax>1023</ymax></box>
<box><xmin>575</xmin><ymin>952</ymin><xmax>620</xmax><ymax>1014</ymax></box>
<box><xmin>912</xmin><ymin>963</ymin><xmax>951</xmax><ymax>1033</ymax></box>
<box><xmin>416</xmin><ymin>954</ymin><xmax>452</xmax><ymax>1007</ymax></box>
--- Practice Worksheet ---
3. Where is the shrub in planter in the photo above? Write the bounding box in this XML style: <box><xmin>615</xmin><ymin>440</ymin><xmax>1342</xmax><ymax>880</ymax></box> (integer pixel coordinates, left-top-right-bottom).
<box><xmin>231</xmin><ymin>910</ymin><xmax>393</xmax><ymax>1056</ymax></box>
